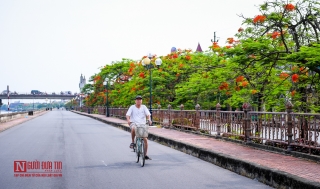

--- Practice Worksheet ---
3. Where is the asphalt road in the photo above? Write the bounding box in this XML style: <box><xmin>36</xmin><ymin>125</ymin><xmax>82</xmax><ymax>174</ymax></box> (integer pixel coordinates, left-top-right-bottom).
<box><xmin>0</xmin><ymin>110</ymin><xmax>272</xmax><ymax>189</ymax></box>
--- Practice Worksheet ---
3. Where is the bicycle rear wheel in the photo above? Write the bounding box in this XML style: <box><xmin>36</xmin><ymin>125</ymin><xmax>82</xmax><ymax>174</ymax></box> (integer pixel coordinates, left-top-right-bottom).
<box><xmin>140</xmin><ymin>139</ymin><xmax>145</xmax><ymax>167</ymax></box>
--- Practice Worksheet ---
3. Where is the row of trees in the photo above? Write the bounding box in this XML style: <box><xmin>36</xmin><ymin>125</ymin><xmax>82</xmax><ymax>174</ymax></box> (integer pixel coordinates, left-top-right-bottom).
<box><xmin>82</xmin><ymin>0</ymin><xmax>320</xmax><ymax>112</ymax></box>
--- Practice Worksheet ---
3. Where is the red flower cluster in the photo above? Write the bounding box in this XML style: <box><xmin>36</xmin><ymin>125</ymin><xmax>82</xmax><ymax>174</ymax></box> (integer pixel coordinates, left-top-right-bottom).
<box><xmin>139</xmin><ymin>72</ymin><xmax>145</xmax><ymax>78</ymax></box>
<box><xmin>212</xmin><ymin>42</ymin><xmax>220</xmax><ymax>49</ymax></box>
<box><xmin>128</xmin><ymin>67</ymin><xmax>134</xmax><ymax>74</ymax></box>
<box><xmin>238</xmin><ymin>27</ymin><xmax>244</xmax><ymax>32</ymax></box>
<box><xmin>236</xmin><ymin>76</ymin><xmax>244</xmax><ymax>82</ymax></box>
<box><xmin>284</xmin><ymin>4</ymin><xmax>295</xmax><ymax>11</ymax></box>
<box><xmin>279</xmin><ymin>72</ymin><xmax>289</xmax><ymax>80</ymax></box>
<box><xmin>241</xmin><ymin>81</ymin><xmax>248</xmax><ymax>87</ymax></box>
<box><xmin>253</xmin><ymin>15</ymin><xmax>266</xmax><ymax>23</ymax></box>
<box><xmin>290</xmin><ymin>90</ymin><xmax>296</xmax><ymax>96</ymax></box>
<box><xmin>226</xmin><ymin>45</ymin><xmax>232</xmax><ymax>49</ymax></box>
<box><xmin>227</xmin><ymin>38</ymin><xmax>234</xmax><ymax>44</ymax></box>
<box><xmin>251</xmin><ymin>90</ymin><xmax>257</xmax><ymax>94</ymax></box>
<box><xmin>235</xmin><ymin>86</ymin><xmax>240</xmax><ymax>91</ymax></box>
<box><xmin>94</xmin><ymin>75</ymin><xmax>101</xmax><ymax>81</ymax></box>
<box><xmin>128</xmin><ymin>62</ymin><xmax>135</xmax><ymax>74</ymax></box>
<box><xmin>179</xmin><ymin>63</ymin><xmax>184</xmax><ymax>68</ymax></box>
<box><xmin>271</xmin><ymin>31</ymin><xmax>281</xmax><ymax>39</ymax></box>
<box><xmin>173</xmin><ymin>54</ymin><xmax>178</xmax><ymax>59</ymax></box>
<box><xmin>292</xmin><ymin>74</ymin><xmax>299</xmax><ymax>83</ymax></box>
<box><xmin>185</xmin><ymin>55</ymin><xmax>191</xmax><ymax>60</ymax></box>
<box><xmin>219</xmin><ymin>82</ymin><xmax>229</xmax><ymax>90</ymax></box>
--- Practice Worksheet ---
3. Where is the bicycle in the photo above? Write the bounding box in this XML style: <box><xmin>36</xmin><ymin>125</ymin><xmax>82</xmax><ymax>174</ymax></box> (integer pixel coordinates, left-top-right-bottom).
<box><xmin>132</xmin><ymin>123</ymin><xmax>149</xmax><ymax>167</ymax></box>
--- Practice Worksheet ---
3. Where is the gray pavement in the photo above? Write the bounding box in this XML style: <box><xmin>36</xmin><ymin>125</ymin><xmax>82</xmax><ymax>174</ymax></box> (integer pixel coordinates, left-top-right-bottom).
<box><xmin>0</xmin><ymin>110</ymin><xmax>271</xmax><ymax>189</ymax></box>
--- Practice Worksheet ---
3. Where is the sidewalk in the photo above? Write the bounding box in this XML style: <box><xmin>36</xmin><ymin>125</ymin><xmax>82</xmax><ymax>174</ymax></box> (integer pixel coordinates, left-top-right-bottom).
<box><xmin>0</xmin><ymin>111</ymin><xmax>48</xmax><ymax>133</ymax></box>
<box><xmin>72</xmin><ymin>111</ymin><xmax>320</xmax><ymax>189</ymax></box>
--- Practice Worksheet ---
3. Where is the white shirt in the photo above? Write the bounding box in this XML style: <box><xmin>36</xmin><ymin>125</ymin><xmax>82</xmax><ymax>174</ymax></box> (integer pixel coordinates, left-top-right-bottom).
<box><xmin>126</xmin><ymin>105</ymin><xmax>151</xmax><ymax>124</ymax></box>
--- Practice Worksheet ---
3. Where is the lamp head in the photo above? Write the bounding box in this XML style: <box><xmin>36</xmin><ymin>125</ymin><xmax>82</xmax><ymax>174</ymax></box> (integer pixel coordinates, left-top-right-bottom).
<box><xmin>103</xmin><ymin>78</ymin><xmax>109</xmax><ymax>85</ymax></box>
<box><xmin>155</xmin><ymin>57</ymin><xmax>162</xmax><ymax>67</ymax></box>
<box><xmin>142</xmin><ymin>57</ymin><xmax>151</xmax><ymax>65</ymax></box>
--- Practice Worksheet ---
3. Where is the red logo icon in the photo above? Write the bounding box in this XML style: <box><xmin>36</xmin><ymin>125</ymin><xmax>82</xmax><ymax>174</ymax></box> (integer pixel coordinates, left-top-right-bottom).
<box><xmin>14</xmin><ymin>161</ymin><xmax>27</xmax><ymax>172</ymax></box>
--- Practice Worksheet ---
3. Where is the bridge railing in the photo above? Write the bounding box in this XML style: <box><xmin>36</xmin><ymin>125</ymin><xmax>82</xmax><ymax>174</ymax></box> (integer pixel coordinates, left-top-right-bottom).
<box><xmin>75</xmin><ymin>102</ymin><xmax>320</xmax><ymax>154</ymax></box>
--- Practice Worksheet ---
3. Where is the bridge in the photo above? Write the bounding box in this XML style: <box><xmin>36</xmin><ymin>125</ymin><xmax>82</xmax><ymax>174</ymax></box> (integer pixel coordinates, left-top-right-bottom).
<box><xmin>1</xmin><ymin>74</ymin><xmax>86</xmax><ymax>101</ymax></box>
<box><xmin>0</xmin><ymin>94</ymin><xmax>76</xmax><ymax>100</ymax></box>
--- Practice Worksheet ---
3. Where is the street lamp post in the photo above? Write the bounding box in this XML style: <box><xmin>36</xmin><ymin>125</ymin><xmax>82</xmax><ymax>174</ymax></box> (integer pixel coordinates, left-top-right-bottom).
<box><xmin>0</xmin><ymin>99</ymin><xmax>2</xmax><ymax>114</ymax></box>
<box><xmin>79</xmin><ymin>94</ymin><xmax>82</xmax><ymax>108</ymax></box>
<box><xmin>103</xmin><ymin>78</ymin><xmax>110</xmax><ymax>117</ymax></box>
<box><xmin>71</xmin><ymin>98</ymin><xmax>74</xmax><ymax>110</ymax></box>
<box><xmin>142</xmin><ymin>54</ymin><xmax>162</xmax><ymax>121</ymax></box>
<box><xmin>45</xmin><ymin>98</ymin><xmax>48</xmax><ymax>110</ymax></box>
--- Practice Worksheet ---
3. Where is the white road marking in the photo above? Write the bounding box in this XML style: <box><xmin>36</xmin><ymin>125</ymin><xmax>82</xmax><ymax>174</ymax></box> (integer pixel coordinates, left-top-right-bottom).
<box><xmin>101</xmin><ymin>160</ymin><xmax>108</xmax><ymax>166</ymax></box>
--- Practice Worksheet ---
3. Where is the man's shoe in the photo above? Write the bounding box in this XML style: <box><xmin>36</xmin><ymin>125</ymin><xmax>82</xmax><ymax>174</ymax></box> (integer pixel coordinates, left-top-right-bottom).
<box><xmin>145</xmin><ymin>155</ymin><xmax>152</xmax><ymax>160</ymax></box>
<box><xmin>129</xmin><ymin>143</ymin><xmax>135</xmax><ymax>149</ymax></box>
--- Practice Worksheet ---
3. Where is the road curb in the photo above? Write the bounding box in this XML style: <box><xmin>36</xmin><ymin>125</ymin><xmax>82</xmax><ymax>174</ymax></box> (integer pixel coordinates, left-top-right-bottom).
<box><xmin>72</xmin><ymin>111</ymin><xmax>320</xmax><ymax>189</ymax></box>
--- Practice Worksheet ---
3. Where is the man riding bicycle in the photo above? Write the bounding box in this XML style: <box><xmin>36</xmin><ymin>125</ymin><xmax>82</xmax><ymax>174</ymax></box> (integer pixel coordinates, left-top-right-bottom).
<box><xmin>126</xmin><ymin>95</ymin><xmax>152</xmax><ymax>160</ymax></box>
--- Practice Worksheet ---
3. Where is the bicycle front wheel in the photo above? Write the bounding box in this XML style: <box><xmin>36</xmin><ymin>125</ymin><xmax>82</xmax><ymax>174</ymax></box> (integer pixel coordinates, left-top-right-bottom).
<box><xmin>140</xmin><ymin>139</ymin><xmax>145</xmax><ymax>167</ymax></box>
<box><xmin>135</xmin><ymin>138</ymin><xmax>139</xmax><ymax>163</ymax></box>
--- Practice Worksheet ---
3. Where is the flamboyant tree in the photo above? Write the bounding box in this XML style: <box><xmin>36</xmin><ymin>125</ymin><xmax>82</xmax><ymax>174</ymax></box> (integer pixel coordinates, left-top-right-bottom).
<box><xmin>82</xmin><ymin>0</ymin><xmax>319</xmax><ymax>112</ymax></box>
<box><xmin>221</xmin><ymin>0</ymin><xmax>320</xmax><ymax>112</ymax></box>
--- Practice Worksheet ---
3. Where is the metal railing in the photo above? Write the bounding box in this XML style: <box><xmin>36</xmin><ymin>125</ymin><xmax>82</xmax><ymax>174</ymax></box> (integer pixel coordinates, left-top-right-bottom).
<box><xmin>75</xmin><ymin>102</ymin><xmax>320</xmax><ymax>153</ymax></box>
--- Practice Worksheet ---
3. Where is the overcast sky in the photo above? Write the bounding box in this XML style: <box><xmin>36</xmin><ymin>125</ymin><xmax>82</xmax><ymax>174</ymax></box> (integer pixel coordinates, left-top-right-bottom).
<box><xmin>0</xmin><ymin>0</ymin><xmax>266</xmax><ymax>96</ymax></box>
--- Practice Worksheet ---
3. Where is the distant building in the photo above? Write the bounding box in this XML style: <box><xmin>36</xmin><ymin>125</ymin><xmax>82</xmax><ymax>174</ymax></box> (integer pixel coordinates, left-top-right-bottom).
<box><xmin>196</xmin><ymin>43</ymin><xmax>203</xmax><ymax>52</ymax></box>
<box><xmin>79</xmin><ymin>74</ymin><xmax>86</xmax><ymax>107</ymax></box>
<box><xmin>79</xmin><ymin>74</ymin><xmax>86</xmax><ymax>92</ymax></box>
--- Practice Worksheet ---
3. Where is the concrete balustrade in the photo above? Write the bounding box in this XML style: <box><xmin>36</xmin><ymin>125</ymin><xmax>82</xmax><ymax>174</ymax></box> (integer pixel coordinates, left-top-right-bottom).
<box><xmin>0</xmin><ymin>110</ymin><xmax>45</xmax><ymax>123</ymax></box>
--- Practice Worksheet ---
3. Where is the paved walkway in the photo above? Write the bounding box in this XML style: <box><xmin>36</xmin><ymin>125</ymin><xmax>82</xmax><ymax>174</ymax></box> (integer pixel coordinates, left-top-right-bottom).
<box><xmin>0</xmin><ymin>110</ymin><xmax>48</xmax><ymax>132</ymax></box>
<box><xmin>73</xmin><ymin>111</ymin><xmax>320</xmax><ymax>186</ymax></box>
